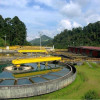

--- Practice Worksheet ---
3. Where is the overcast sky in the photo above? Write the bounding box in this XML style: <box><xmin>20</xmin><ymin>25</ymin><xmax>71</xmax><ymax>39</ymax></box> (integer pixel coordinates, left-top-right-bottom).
<box><xmin>0</xmin><ymin>0</ymin><xmax>100</xmax><ymax>41</ymax></box>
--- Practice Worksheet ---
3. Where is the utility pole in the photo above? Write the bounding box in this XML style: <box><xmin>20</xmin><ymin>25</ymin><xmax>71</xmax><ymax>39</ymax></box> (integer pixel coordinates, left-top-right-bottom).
<box><xmin>40</xmin><ymin>33</ymin><xmax>41</xmax><ymax>50</ymax></box>
<box><xmin>39</xmin><ymin>32</ymin><xmax>42</xmax><ymax>50</ymax></box>
<box><xmin>4</xmin><ymin>35</ymin><xmax>6</xmax><ymax>46</ymax></box>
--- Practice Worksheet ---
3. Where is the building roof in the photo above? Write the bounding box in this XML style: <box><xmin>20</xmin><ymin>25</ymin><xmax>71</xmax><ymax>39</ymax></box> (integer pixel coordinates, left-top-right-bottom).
<box><xmin>69</xmin><ymin>46</ymin><xmax>100</xmax><ymax>51</ymax></box>
<box><xmin>81</xmin><ymin>46</ymin><xmax>100</xmax><ymax>51</ymax></box>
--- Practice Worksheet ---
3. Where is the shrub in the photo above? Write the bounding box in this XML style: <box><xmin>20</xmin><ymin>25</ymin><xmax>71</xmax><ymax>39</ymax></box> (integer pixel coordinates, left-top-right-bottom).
<box><xmin>82</xmin><ymin>90</ymin><xmax>99</xmax><ymax>100</ymax></box>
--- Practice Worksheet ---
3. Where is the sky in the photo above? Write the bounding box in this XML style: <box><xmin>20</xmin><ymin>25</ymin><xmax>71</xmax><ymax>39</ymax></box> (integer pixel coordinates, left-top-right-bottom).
<box><xmin>0</xmin><ymin>0</ymin><xmax>100</xmax><ymax>41</ymax></box>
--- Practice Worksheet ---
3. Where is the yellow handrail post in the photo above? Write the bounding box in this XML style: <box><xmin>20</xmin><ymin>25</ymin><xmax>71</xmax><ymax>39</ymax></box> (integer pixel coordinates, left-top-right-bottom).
<box><xmin>45</xmin><ymin>62</ymin><xmax>48</xmax><ymax>69</ymax></box>
<box><xmin>31</xmin><ymin>52</ymin><xmax>32</xmax><ymax>56</ymax></box>
<box><xmin>37</xmin><ymin>62</ymin><xmax>41</xmax><ymax>70</ymax></box>
<box><xmin>36</xmin><ymin>53</ymin><xmax>37</xmax><ymax>57</ymax></box>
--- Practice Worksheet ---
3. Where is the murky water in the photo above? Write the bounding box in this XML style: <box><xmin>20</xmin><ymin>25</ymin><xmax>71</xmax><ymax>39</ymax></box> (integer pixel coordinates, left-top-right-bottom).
<box><xmin>0</xmin><ymin>62</ymin><xmax>70</xmax><ymax>85</ymax></box>
<box><xmin>31</xmin><ymin>77</ymin><xmax>47</xmax><ymax>83</ymax></box>
<box><xmin>17</xmin><ymin>79</ymin><xmax>32</xmax><ymax>85</ymax></box>
<box><xmin>0</xmin><ymin>79</ymin><xmax>14</xmax><ymax>85</ymax></box>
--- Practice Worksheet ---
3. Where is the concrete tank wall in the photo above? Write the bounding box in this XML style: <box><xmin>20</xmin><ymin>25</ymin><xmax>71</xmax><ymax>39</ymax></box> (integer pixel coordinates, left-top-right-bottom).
<box><xmin>0</xmin><ymin>65</ymin><xmax>76</xmax><ymax>99</ymax></box>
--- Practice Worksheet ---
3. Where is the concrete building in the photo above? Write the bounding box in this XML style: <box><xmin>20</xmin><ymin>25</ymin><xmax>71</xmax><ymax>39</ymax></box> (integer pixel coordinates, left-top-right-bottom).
<box><xmin>68</xmin><ymin>46</ymin><xmax>100</xmax><ymax>58</ymax></box>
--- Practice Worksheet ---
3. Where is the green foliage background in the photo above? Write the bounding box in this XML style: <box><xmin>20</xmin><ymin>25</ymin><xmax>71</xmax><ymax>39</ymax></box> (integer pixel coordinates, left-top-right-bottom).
<box><xmin>0</xmin><ymin>15</ymin><xmax>30</xmax><ymax>46</ymax></box>
<box><xmin>53</xmin><ymin>21</ymin><xmax>100</xmax><ymax>48</ymax></box>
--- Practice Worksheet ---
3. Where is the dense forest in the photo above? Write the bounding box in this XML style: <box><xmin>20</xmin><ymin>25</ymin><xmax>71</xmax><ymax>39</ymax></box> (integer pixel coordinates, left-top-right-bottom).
<box><xmin>0</xmin><ymin>15</ymin><xmax>30</xmax><ymax>46</ymax></box>
<box><xmin>53</xmin><ymin>21</ymin><xmax>100</xmax><ymax>48</ymax></box>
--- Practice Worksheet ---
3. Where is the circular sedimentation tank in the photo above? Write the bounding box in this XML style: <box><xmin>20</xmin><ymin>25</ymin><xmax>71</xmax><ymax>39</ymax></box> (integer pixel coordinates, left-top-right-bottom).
<box><xmin>0</xmin><ymin>61</ymin><xmax>76</xmax><ymax>99</ymax></box>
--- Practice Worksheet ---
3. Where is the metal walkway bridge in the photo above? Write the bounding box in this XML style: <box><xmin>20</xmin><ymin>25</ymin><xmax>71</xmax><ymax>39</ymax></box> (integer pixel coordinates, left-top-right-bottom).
<box><xmin>12</xmin><ymin>56</ymin><xmax>61</xmax><ymax>67</ymax></box>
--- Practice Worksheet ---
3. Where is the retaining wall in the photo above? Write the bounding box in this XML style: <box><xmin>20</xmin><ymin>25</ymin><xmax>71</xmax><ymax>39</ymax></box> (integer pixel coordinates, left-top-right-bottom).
<box><xmin>0</xmin><ymin>65</ymin><xmax>76</xmax><ymax>99</ymax></box>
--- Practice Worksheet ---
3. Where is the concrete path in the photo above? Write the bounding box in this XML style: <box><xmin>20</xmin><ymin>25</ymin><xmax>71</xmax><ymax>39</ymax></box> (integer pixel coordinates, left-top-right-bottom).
<box><xmin>86</xmin><ymin>62</ymin><xmax>93</xmax><ymax>68</ymax></box>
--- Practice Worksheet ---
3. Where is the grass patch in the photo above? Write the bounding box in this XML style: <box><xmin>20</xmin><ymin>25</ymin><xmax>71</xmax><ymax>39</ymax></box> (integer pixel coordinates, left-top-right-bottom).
<box><xmin>12</xmin><ymin>62</ymin><xmax>100</xmax><ymax>100</ymax></box>
<box><xmin>89</xmin><ymin>62</ymin><xmax>100</xmax><ymax>68</ymax></box>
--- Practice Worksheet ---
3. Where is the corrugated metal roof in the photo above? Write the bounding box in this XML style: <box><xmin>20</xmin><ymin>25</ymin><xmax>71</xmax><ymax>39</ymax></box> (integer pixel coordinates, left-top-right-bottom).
<box><xmin>81</xmin><ymin>46</ymin><xmax>100</xmax><ymax>51</ymax></box>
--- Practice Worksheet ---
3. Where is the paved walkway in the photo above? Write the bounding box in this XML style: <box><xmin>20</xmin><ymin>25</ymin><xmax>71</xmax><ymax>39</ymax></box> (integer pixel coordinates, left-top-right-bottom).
<box><xmin>86</xmin><ymin>62</ymin><xmax>93</xmax><ymax>68</ymax></box>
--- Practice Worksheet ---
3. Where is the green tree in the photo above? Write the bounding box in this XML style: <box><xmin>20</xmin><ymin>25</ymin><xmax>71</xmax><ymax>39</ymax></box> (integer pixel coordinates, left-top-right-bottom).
<box><xmin>0</xmin><ymin>38</ymin><xmax>4</xmax><ymax>46</ymax></box>
<box><xmin>53</xmin><ymin>21</ymin><xmax>100</xmax><ymax>48</ymax></box>
<box><xmin>0</xmin><ymin>15</ymin><xmax>4</xmax><ymax>38</ymax></box>
<box><xmin>11</xmin><ymin>16</ymin><xmax>27</xmax><ymax>45</ymax></box>
<box><xmin>0</xmin><ymin>15</ymin><xmax>28</xmax><ymax>46</ymax></box>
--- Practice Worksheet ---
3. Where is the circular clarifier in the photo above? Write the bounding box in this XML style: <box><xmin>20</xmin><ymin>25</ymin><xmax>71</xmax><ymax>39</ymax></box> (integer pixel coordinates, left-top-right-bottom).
<box><xmin>0</xmin><ymin>62</ymin><xmax>76</xmax><ymax>99</ymax></box>
<box><xmin>0</xmin><ymin>62</ymin><xmax>70</xmax><ymax>85</ymax></box>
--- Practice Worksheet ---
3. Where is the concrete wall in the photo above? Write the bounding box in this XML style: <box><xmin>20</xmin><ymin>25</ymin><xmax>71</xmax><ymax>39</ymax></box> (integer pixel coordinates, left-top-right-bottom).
<box><xmin>0</xmin><ymin>65</ymin><xmax>76</xmax><ymax>99</ymax></box>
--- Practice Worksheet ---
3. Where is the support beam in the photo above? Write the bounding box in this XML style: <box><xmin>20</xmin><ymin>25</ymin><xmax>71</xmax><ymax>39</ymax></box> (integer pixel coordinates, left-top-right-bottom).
<box><xmin>29</xmin><ymin>78</ymin><xmax>35</xmax><ymax>83</ymax></box>
<box><xmin>37</xmin><ymin>62</ymin><xmax>41</xmax><ymax>70</ymax></box>
<box><xmin>45</xmin><ymin>62</ymin><xmax>48</xmax><ymax>69</ymax></box>
<box><xmin>39</xmin><ymin>76</ymin><xmax>50</xmax><ymax>80</ymax></box>
<box><xmin>14</xmin><ymin>79</ymin><xmax>17</xmax><ymax>85</ymax></box>
<box><xmin>0</xmin><ymin>79</ymin><xmax>3</xmax><ymax>83</ymax></box>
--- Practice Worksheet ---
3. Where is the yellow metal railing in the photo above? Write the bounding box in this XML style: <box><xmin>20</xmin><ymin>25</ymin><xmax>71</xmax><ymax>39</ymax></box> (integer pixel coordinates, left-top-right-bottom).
<box><xmin>0</xmin><ymin>46</ymin><xmax>46</xmax><ymax>50</ymax></box>
<box><xmin>18</xmin><ymin>50</ymin><xmax>48</xmax><ymax>53</ymax></box>
<box><xmin>12</xmin><ymin>56</ymin><xmax>61</xmax><ymax>65</ymax></box>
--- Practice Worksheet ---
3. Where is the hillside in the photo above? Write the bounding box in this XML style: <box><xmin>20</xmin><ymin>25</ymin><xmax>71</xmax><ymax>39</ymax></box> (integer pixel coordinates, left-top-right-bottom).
<box><xmin>53</xmin><ymin>21</ymin><xmax>100</xmax><ymax>49</ymax></box>
<box><xmin>30</xmin><ymin>35</ymin><xmax>52</xmax><ymax>46</ymax></box>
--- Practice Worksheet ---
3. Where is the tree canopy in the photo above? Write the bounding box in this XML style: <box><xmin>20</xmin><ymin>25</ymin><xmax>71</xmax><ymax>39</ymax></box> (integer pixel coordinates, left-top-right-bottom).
<box><xmin>53</xmin><ymin>21</ymin><xmax>100</xmax><ymax>48</ymax></box>
<box><xmin>0</xmin><ymin>15</ymin><xmax>30</xmax><ymax>46</ymax></box>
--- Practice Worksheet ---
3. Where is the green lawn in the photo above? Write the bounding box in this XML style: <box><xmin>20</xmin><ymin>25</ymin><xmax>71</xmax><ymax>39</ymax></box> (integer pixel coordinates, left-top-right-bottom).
<box><xmin>12</xmin><ymin>62</ymin><xmax>100</xmax><ymax>100</ymax></box>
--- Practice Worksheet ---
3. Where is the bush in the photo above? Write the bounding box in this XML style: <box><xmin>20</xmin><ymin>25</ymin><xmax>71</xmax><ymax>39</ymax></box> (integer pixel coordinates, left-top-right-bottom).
<box><xmin>0</xmin><ymin>38</ymin><xmax>5</xmax><ymax>46</ymax></box>
<box><xmin>82</xmin><ymin>90</ymin><xmax>99</xmax><ymax>100</ymax></box>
